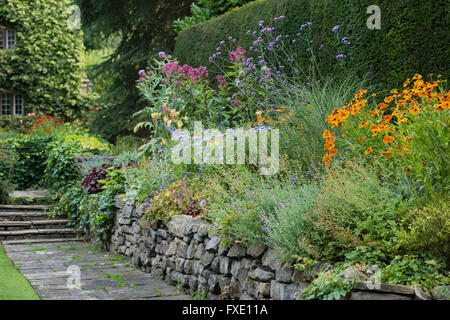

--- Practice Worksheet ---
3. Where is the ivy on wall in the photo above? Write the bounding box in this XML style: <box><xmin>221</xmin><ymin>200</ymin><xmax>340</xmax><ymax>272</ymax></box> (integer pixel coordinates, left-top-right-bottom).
<box><xmin>0</xmin><ymin>0</ymin><xmax>86</xmax><ymax>119</ymax></box>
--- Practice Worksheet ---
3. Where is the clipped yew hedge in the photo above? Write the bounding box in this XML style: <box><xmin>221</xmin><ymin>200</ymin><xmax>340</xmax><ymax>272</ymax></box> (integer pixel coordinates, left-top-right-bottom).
<box><xmin>174</xmin><ymin>0</ymin><xmax>450</xmax><ymax>88</ymax></box>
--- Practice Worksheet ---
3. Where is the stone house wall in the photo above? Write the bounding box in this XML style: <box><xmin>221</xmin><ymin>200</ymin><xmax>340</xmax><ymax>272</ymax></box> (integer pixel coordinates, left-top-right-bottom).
<box><xmin>108</xmin><ymin>196</ymin><xmax>446</xmax><ymax>300</ymax></box>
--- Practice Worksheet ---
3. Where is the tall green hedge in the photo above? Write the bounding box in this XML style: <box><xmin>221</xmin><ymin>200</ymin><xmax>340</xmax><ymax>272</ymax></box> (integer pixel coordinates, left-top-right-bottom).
<box><xmin>0</xmin><ymin>0</ymin><xmax>86</xmax><ymax>118</ymax></box>
<box><xmin>174</xmin><ymin>0</ymin><xmax>450</xmax><ymax>88</ymax></box>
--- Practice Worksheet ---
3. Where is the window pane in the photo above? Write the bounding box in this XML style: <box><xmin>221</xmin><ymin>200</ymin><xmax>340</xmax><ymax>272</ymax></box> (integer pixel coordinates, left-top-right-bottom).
<box><xmin>6</xmin><ymin>29</ymin><xmax>15</xmax><ymax>49</ymax></box>
<box><xmin>0</xmin><ymin>30</ymin><xmax>4</xmax><ymax>49</ymax></box>
<box><xmin>1</xmin><ymin>94</ymin><xmax>11</xmax><ymax>115</ymax></box>
<box><xmin>14</xmin><ymin>95</ymin><xmax>23</xmax><ymax>115</ymax></box>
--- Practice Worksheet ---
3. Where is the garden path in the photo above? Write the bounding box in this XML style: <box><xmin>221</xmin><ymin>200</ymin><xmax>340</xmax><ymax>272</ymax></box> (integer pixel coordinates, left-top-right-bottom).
<box><xmin>2</xmin><ymin>240</ymin><xmax>189</xmax><ymax>300</ymax></box>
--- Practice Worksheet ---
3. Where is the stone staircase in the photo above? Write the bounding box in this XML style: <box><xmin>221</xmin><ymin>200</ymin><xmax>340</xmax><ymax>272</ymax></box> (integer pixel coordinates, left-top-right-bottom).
<box><xmin>0</xmin><ymin>204</ymin><xmax>80</xmax><ymax>244</ymax></box>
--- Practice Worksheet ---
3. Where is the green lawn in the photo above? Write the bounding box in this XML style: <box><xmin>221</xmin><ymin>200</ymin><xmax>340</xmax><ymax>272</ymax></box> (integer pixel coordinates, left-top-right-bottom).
<box><xmin>0</xmin><ymin>244</ymin><xmax>40</xmax><ymax>300</ymax></box>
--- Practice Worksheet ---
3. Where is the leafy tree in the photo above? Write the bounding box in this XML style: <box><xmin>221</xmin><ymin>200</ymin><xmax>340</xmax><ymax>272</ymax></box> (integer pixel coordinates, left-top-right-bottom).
<box><xmin>0</xmin><ymin>0</ymin><xmax>86</xmax><ymax>119</ymax></box>
<box><xmin>77</xmin><ymin>0</ymin><xmax>194</xmax><ymax>141</ymax></box>
<box><xmin>174</xmin><ymin>0</ymin><xmax>254</xmax><ymax>34</ymax></box>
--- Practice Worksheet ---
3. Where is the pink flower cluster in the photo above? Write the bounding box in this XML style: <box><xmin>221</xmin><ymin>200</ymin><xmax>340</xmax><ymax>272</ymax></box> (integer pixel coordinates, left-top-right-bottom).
<box><xmin>162</xmin><ymin>62</ymin><xmax>209</xmax><ymax>83</ymax></box>
<box><xmin>228</xmin><ymin>45</ymin><xmax>246</xmax><ymax>62</ymax></box>
<box><xmin>216</xmin><ymin>75</ymin><xmax>227</xmax><ymax>88</ymax></box>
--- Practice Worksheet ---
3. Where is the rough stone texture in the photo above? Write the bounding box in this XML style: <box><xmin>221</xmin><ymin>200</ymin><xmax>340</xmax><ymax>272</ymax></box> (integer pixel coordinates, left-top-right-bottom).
<box><xmin>247</xmin><ymin>243</ymin><xmax>266</xmax><ymax>258</ymax></box>
<box><xmin>432</xmin><ymin>285</ymin><xmax>450</xmax><ymax>300</ymax></box>
<box><xmin>349</xmin><ymin>291</ymin><xmax>412</xmax><ymax>300</ymax></box>
<box><xmin>354</xmin><ymin>282</ymin><xmax>415</xmax><ymax>295</ymax></box>
<box><xmin>200</xmin><ymin>252</ymin><xmax>215</xmax><ymax>267</ymax></box>
<box><xmin>249</xmin><ymin>267</ymin><xmax>275</xmax><ymax>282</ymax></box>
<box><xmin>262</xmin><ymin>248</ymin><xmax>280</xmax><ymax>271</ymax></box>
<box><xmin>219</xmin><ymin>257</ymin><xmax>231</xmax><ymax>275</ymax></box>
<box><xmin>413</xmin><ymin>285</ymin><xmax>432</xmax><ymax>300</ymax></box>
<box><xmin>105</xmin><ymin>198</ymin><xmax>436</xmax><ymax>301</ymax></box>
<box><xmin>166</xmin><ymin>215</ymin><xmax>192</xmax><ymax>238</ymax></box>
<box><xmin>276</xmin><ymin>264</ymin><xmax>293</xmax><ymax>283</ymax></box>
<box><xmin>205</xmin><ymin>236</ymin><xmax>222</xmax><ymax>252</ymax></box>
<box><xmin>227</xmin><ymin>245</ymin><xmax>246</xmax><ymax>258</ymax></box>
<box><xmin>270</xmin><ymin>281</ymin><xmax>299</xmax><ymax>300</ymax></box>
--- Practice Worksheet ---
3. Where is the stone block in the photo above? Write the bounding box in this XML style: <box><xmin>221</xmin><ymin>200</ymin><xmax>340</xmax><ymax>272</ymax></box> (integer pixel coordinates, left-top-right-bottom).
<box><xmin>276</xmin><ymin>264</ymin><xmax>293</xmax><ymax>283</ymax></box>
<box><xmin>249</xmin><ymin>267</ymin><xmax>275</xmax><ymax>282</ymax></box>
<box><xmin>227</xmin><ymin>245</ymin><xmax>246</xmax><ymax>258</ymax></box>
<box><xmin>262</xmin><ymin>248</ymin><xmax>280</xmax><ymax>271</ymax></box>
<box><xmin>247</xmin><ymin>243</ymin><xmax>267</xmax><ymax>258</ymax></box>
<box><xmin>166</xmin><ymin>215</ymin><xmax>193</xmax><ymax>238</ymax></box>
<box><xmin>205</xmin><ymin>236</ymin><xmax>222</xmax><ymax>252</ymax></box>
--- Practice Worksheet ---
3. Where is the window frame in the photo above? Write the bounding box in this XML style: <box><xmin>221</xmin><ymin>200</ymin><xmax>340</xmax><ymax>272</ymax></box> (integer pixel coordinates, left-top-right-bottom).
<box><xmin>0</xmin><ymin>91</ymin><xmax>24</xmax><ymax>116</ymax></box>
<box><xmin>0</xmin><ymin>26</ymin><xmax>16</xmax><ymax>50</ymax></box>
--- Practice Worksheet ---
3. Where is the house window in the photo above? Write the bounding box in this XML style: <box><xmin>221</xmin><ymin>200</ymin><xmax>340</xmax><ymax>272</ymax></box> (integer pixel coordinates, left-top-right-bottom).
<box><xmin>1</xmin><ymin>94</ymin><xmax>11</xmax><ymax>116</ymax></box>
<box><xmin>14</xmin><ymin>95</ymin><xmax>23</xmax><ymax>115</ymax></box>
<box><xmin>1</xmin><ymin>92</ymin><xmax>24</xmax><ymax>116</ymax></box>
<box><xmin>0</xmin><ymin>28</ymin><xmax>16</xmax><ymax>49</ymax></box>
<box><xmin>6</xmin><ymin>29</ymin><xmax>16</xmax><ymax>49</ymax></box>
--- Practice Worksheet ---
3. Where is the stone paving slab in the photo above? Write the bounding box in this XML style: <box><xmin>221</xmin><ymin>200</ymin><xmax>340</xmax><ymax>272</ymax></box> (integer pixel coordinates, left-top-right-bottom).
<box><xmin>2</xmin><ymin>241</ymin><xmax>189</xmax><ymax>300</ymax></box>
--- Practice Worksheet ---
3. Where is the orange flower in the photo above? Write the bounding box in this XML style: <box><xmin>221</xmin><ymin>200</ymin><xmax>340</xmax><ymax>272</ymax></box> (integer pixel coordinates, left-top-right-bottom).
<box><xmin>329</xmin><ymin>148</ymin><xmax>337</xmax><ymax>156</ymax></box>
<box><xmin>323</xmin><ymin>130</ymin><xmax>333</xmax><ymax>139</ymax></box>
<box><xmin>384</xmin><ymin>96</ymin><xmax>394</xmax><ymax>104</ymax></box>
<box><xmin>409</xmin><ymin>105</ymin><xmax>420</xmax><ymax>115</ymax></box>
<box><xmin>364</xmin><ymin>147</ymin><xmax>373</xmax><ymax>155</ymax></box>
<box><xmin>358</xmin><ymin>136</ymin><xmax>367</xmax><ymax>143</ymax></box>
<box><xmin>403</xmin><ymin>78</ymin><xmax>410</xmax><ymax>87</ymax></box>
<box><xmin>405</xmin><ymin>136</ymin><xmax>412</xmax><ymax>142</ymax></box>
<box><xmin>383</xmin><ymin>135</ymin><xmax>395</xmax><ymax>145</ymax></box>
<box><xmin>381</xmin><ymin>149</ymin><xmax>394</xmax><ymax>158</ymax></box>
<box><xmin>358</xmin><ymin>121</ymin><xmax>369</xmax><ymax>128</ymax></box>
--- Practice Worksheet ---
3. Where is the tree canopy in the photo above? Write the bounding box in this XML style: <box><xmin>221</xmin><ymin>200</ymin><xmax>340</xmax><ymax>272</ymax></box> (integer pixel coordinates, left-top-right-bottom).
<box><xmin>77</xmin><ymin>0</ymin><xmax>195</xmax><ymax>141</ymax></box>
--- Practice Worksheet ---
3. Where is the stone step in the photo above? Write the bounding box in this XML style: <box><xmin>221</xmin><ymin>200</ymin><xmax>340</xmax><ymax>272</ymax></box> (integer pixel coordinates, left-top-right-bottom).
<box><xmin>0</xmin><ymin>204</ymin><xmax>53</xmax><ymax>211</ymax></box>
<box><xmin>0</xmin><ymin>219</ymin><xmax>70</xmax><ymax>231</ymax></box>
<box><xmin>0</xmin><ymin>228</ymin><xmax>77</xmax><ymax>240</ymax></box>
<box><xmin>1</xmin><ymin>238</ymin><xmax>83</xmax><ymax>245</ymax></box>
<box><xmin>0</xmin><ymin>211</ymin><xmax>66</xmax><ymax>221</ymax></box>
<box><xmin>9</xmin><ymin>190</ymin><xmax>50</xmax><ymax>199</ymax></box>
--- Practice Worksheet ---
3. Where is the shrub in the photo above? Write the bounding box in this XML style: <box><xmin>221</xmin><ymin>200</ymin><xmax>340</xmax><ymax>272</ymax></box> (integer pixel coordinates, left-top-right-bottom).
<box><xmin>0</xmin><ymin>144</ymin><xmax>15</xmax><ymax>203</ymax></box>
<box><xmin>302</xmin><ymin>269</ymin><xmax>353</xmax><ymax>300</ymax></box>
<box><xmin>113</xmin><ymin>135</ymin><xmax>141</xmax><ymax>155</ymax></box>
<box><xmin>141</xmin><ymin>178</ymin><xmax>202</xmax><ymax>225</ymax></box>
<box><xmin>26</xmin><ymin>115</ymin><xmax>64</xmax><ymax>136</ymax></box>
<box><xmin>397</xmin><ymin>197</ymin><xmax>450</xmax><ymax>264</ymax></box>
<box><xmin>380</xmin><ymin>255</ymin><xmax>449</xmax><ymax>291</ymax></box>
<box><xmin>173</xmin><ymin>0</ymin><xmax>253</xmax><ymax>34</ymax></box>
<box><xmin>43</xmin><ymin>141</ymin><xmax>83</xmax><ymax>190</ymax></box>
<box><xmin>0</xmin><ymin>115</ymin><xmax>36</xmax><ymax>134</ymax></box>
<box><xmin>295</xmin><ymin>162</ymin><xmax>411</xmax><ymax>263</ymax></box>
<box><xmin>86</xmin><ymin>167</ymin><xmax>127</xmax><ymax>239</ymax></box>
<box><xmin>53</xmin><ymin>184</ymin><xmax>89</xmax><ymax>232</ymax></box>
<box><xmin>81</xmin><ymin>164</ymin><xmax>119</xmax><ymax>195</ymax></box>
<box><xmin>124</xmin><ymin>155</ymin><xmax>187</xmax><ymax>202</ymax></box>
<box><xmin>175</xmin><ymin>0</ymin><xmax>449</xmax><ymax>89</ymax></box>
<box><xmin>1</xmin><ymin>135</ymin><xmax>53</xmax><ymax>189</ymax></box>
<box><xmin>323</xmin><ymin>75</ymin><xmax>449</xmax><ymax>193</ymax></box>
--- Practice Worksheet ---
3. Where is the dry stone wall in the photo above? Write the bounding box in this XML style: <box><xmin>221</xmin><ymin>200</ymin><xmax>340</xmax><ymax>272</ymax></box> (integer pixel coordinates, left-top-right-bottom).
<box><xmin>108</xmin><ymin>196</ymin><xmax>447</xmax><ymax>300</ymax></box>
